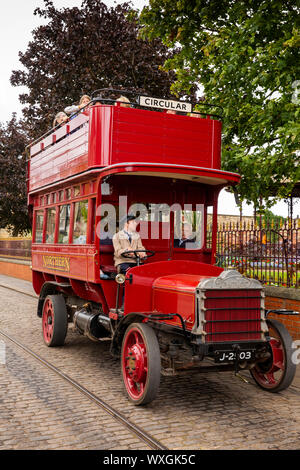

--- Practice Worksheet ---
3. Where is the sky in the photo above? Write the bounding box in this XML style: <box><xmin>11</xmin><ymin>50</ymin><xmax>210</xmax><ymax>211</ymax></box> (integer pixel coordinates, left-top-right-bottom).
<box><xmin>0</xmin><ymin>0</ymin><xmax>298</xmax><ymax>219</ymax></box>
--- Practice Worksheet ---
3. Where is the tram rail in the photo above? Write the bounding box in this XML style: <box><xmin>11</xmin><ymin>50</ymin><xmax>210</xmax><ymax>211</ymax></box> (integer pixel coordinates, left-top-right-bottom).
<box><xmin>0</xmin><ymin>281</ymin><xmax>37</xmax><ymax>300</ymax></box>
<box><xmin>0</xmin><ymin>284</ymin><xmax>167</xmax><ymax>451</ymax></box>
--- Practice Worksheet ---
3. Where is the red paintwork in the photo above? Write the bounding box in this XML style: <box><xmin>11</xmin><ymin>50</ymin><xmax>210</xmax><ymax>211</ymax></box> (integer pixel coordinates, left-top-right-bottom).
<box><xmin>124</xmin><ymin>261</ymin><xmax>223</xmax><ymax>329</ymax></box>
<box><xmin>28</xmin><ymin>105</ymin><xmax>238</xmax><ymax>196</ymax></box>
<box><xmin>204</xmin><ymin>290</ymin><xmax>262</xmax><ymax>342</ymax></box>
<box><xmin>89</xmin><ymin>105</ymin><xmax>222</xmax><ymax>169</ymax></box>
<box><xmin>97</xmin><ymin>162</ymin><xmax>240</xmax><ymax>187</ymax></box>
<box><xmin>29</xmin><ymin>114</ymin><xmax>89</xmax><ymax>193</ymax></box>
<box><xmin>153</xmin><ymin>274</ymin><xmax>207</xmax><ymax>330</ymax></box>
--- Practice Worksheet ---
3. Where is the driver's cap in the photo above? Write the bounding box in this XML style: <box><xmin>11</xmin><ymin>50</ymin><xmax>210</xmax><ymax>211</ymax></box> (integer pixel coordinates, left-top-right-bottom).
<box><xmin>119</xmin><ymin>214</ymin><xmax>137</xmax><ymax>226</ymax></box>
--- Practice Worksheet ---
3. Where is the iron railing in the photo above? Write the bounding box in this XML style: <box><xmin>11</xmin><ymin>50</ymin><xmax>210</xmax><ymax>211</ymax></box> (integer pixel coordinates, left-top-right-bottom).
<box><xmin>215</xmin><ymin>220</ymin><xmax>300</xmax><ymax>288</ymax></box>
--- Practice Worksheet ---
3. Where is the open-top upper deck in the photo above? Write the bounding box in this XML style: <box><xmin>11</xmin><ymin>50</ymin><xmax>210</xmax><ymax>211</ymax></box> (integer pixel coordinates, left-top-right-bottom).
<box><xmin>27</xmin><ymin>95</ymin><xmax>226</xmax><ymax>195</ymax></box>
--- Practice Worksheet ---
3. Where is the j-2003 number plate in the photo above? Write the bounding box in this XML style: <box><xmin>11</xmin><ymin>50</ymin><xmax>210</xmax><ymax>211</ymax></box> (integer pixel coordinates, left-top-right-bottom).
<box><xmin>214</xmin><ymin>350</ymin><xmax>255</xmax><ymax>363</ymax></box>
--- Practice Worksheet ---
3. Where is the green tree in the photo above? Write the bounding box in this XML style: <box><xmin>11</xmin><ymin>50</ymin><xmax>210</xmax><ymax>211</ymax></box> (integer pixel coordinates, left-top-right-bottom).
<box><xmin>0</xmin><ymin>115</ymin><xmax>30</xmax><ymax>235</ymax></box>
<box><xmin>140</xmin><ymin>0</ymin><xmax>300</xmax><ymax>208</ymax></box>
<box><xmin>261</xmin><ymin>208</ymin><xmax>285</xmax><ymax>226</ymax></box>
<box><xmin>11</xmin><ymin>0</ymin><xmax>178</xmax><ymax>138</ymax></box>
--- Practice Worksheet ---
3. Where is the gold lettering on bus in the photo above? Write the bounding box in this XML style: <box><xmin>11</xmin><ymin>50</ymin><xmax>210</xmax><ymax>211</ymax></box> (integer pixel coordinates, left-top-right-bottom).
<box><xmin>42</xmin><ymin>255</ymin><xmax>70</xmax><ymax>272</ymax></box>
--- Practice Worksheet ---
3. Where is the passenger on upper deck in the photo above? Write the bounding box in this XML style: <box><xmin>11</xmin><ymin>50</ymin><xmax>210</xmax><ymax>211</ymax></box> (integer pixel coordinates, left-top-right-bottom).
<box><xmin>52</xmin><ymin>112</ymin><xmax>68</xmax><ymax>128</ymax></box>
<box><xmin>64</xmin><ymin>94</ymin><xmax>91</xmax><ymax>116</ymax></box>
<box><xmin>115</xmin><ymin>96</ymin><xmax>131</xmax><ymax>108</ymax></box>
<box><xmin>190</xmin><ymin>112</ymin><xmax>201</xmax><ymax>118</ymax></box>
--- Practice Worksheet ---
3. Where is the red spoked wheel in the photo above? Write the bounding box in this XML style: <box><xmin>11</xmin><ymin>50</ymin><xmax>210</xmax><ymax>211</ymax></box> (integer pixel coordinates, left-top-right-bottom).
<box><xmin>121</xmin><ymin>322</ymin><xmax>161</xmax><ymax>405</ymax></box>
<box><xmin>250</xmin><ymin>319</ymin><xmax>296</xmax><ymax>392</ymax></box>
<box><xmin>42</xmin><ymin>295</ymin><xmax>68</xmax><ymax>347</ymax></box>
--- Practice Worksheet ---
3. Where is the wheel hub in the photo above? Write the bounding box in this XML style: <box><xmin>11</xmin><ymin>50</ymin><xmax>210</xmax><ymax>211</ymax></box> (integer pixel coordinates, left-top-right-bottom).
<box><xmin>126</xmin><ymin>344</ymin><xmax>146</xmax><ymax>382</ymax></box>
<box><xmin>42</xmin><ymin>300</ymin><xmax>54</xmax><ymax>342</ymax></box>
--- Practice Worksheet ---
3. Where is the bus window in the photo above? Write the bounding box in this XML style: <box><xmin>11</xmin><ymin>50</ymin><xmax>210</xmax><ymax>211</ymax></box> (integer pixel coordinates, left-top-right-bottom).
<box><xmin>58</xmin><ymin>204</ymin><xmax>71</xmax><ymax>244</ymax></box>
<box><xmin>73</xmin><ymin>200</ymin><xmax>88</xmax><ymax>244</ymax></box>
<box><xmin>174</xmin><ymin>206</ymin><xmax>204</xmax><ymax>249</ymax></box>
<box><xmin>133</xmin><ymin>203</ymin><xmax>170</xmax><ymax>222</ymax></box>
<box><xmin>45</xmin><ymin>208</ymin><xmax>56</xmax><ymax>244</ymax></box>
<box><xmin>206</xmin><ymin>205</ymin><xmax>213</xmax><ymax>249</ymax></box>
<box><xmin>34</xmin><ymin>211</ymin><xmax>44</xmax><ymax>243</ymax></box>
<box><xmin>74</xmin><ymin>185</ymin><xmax>80</xmax><ymax>197</ymax></box>
<box><xmin>89</xmin><ymin>198</ymin><xmax>96</xmax><ymax>244</ymax></box>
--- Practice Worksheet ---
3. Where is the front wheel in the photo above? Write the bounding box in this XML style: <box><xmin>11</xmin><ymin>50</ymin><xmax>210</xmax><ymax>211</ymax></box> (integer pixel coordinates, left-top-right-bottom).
<box><xmin>250</xmin><ymin>319</ymin><xmax>296</xmax><ymax>392</ymax></box>
<box><xmin>121</xmin><ymin>322</ymin><xmax>161</xmax><ymax>405</ymax></box>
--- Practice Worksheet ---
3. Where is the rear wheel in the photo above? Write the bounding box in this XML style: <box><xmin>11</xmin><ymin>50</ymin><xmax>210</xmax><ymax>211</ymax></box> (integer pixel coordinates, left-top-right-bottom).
<box><xmin>121</xmin><ymin>322</ymin><xmax>161</xmax><ymax>405</ymax></box>
<box><xmin>250</xmin><ymin>319</ymin><xmax>296</xmax><ymax>392</ymax></box>
<box><xmin>42</xmin><ymin>294</ymin><xmax>68</xmax><ymax>347</ymax></box>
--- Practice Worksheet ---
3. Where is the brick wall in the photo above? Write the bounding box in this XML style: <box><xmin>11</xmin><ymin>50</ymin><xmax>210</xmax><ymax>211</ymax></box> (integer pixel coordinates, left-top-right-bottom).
<box><xmin>0</xmin><ymin>259</ymin><xmax>32</xmax><ymax>282</ymax></box>
<box><xmin>265</xmin><ymin>287</ymin><xmax>300</xmax><ymax>341</ymax></box>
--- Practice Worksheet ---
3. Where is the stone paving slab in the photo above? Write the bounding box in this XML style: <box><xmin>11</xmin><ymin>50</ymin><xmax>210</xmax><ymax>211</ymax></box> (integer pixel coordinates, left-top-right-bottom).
<box><xmin>0</xmin><ymin>275</ymin><xmax>300</xmax><ymax>449</ymax></box>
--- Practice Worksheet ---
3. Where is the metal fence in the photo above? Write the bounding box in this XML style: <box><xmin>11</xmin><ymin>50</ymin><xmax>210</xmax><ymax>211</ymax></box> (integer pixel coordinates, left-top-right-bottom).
<box><xmin>215</xmin><ymin>220</ymin><xmax>300</xmax><ymax>288</ymax></box>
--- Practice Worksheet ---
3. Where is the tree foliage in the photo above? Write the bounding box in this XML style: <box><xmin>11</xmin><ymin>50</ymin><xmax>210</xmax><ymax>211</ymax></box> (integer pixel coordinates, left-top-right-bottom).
<box><xmin>261</xmin><ymin>208</ymin><xmax>285</xmax><ymax>226</ymax></box>
<box><xmin>140</xmin><ymin>0</ymin><xmax>300</xmax><ymax>208</ymax></box>
<box><xmin>11</xmin><ymin>0</ymin><xmax>178</xmax><ymax>138</ymax></box>
<box><xmin>0</xmin><ymin>115</ymin><xmax>30</xmax><ymax>235</ymax></box>
<box><xmin>4</xmin><ymin>0</ymin><xmax>180</xmax><ymax>235</ymax></box>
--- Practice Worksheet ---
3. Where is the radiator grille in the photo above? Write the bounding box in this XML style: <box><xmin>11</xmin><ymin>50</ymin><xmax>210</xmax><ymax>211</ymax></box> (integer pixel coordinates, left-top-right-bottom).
<box><xmin>203</xmin><ymin>289</ymin><xmax>262</xmax><ymax>343</ymax></box>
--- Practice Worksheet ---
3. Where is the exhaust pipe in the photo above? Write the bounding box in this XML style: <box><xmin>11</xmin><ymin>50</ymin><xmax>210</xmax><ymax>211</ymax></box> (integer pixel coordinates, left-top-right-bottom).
<box><xmin>73</xmin><ymin>308</ymin><xmax>111</xmax><ymax>341</ymax></box>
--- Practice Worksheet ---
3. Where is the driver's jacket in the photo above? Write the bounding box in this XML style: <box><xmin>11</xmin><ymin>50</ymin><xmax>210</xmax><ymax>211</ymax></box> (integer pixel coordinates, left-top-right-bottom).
<box><xmin>112</xmin><ymin>229</ymin><xmax>145</xmax><ymax>267</ymax></box>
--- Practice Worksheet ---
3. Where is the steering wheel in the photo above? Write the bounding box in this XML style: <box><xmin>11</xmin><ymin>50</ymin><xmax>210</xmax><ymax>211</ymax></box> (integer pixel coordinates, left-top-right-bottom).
<box><xmin>121</xmin><ymin>249</ymin><xmax>155</xmax><ymax>266</ymax></box>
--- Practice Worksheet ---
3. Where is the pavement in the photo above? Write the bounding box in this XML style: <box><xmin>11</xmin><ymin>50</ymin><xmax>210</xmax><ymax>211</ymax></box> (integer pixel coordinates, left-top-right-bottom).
<box><xmin>0</xmin><ymin>273</ymin><xmax>299</xmax><ymax>389</ymax></box>
<box><xmin>0</xmin><ymin>274</ymin><xmax>37</xmax><ymax>298</ymax></box>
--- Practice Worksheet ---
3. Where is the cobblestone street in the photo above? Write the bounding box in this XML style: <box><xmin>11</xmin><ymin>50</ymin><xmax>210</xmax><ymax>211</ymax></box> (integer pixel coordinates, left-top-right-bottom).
<box><xmin>0</xmin><ymin>276</ymin><xmax>300</xmax><ymax>450</ymax></box>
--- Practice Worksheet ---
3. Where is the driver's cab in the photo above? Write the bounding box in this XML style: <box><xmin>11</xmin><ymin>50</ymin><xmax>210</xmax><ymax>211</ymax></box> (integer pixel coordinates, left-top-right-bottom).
<box><xmin>97</xmin><ymin>172</ymin><xmax>219</xmax><ymax>279</ymax></box>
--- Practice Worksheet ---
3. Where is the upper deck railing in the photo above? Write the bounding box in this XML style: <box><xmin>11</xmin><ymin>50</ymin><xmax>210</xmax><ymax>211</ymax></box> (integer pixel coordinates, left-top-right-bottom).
<box><xmin>27</xmin><ymin>90</ymin><xmax>224</xmax><ymax>193</ymax></box>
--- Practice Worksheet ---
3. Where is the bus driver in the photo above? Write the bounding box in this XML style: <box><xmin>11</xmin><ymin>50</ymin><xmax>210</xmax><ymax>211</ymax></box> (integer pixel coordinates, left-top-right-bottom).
<box><xmin>113</xmin><ymin>214</ymin><xmax>147</xmax><ymax>275</ymax></box>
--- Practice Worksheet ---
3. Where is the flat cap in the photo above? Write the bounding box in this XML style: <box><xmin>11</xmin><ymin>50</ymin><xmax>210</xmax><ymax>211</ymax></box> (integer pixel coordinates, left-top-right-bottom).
<box><xmin>119</xmin><ymin>214</ymin><xmax>137</xmax><ymax>226</ymax></box>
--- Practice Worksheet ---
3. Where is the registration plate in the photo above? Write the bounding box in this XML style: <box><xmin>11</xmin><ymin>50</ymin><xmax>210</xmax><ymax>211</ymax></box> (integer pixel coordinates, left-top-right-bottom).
<box><xmin>214</xmin><ymin>350</ymin><xmax>255</xmax><ymax>363</ymax></box>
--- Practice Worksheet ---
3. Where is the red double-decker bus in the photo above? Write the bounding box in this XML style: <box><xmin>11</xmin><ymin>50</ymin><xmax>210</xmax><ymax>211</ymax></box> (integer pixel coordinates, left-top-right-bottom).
<box><xmin>27</xmin><ymin>90</ymin><xmax>296</xmax><ymax>405</ymax></box>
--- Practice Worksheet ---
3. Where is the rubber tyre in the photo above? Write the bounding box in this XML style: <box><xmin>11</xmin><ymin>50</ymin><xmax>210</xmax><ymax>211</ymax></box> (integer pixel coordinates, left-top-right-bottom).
<box><xmin>121</xmin><ymin>322</ymin><xmax>161</xmax><ymax>406</ymax></box>
<box><xmin>250</xmin><ymin>318</ymin><xmax>296</xmax><ymax>392</ymax></box>
<box><xmin>42</xmin><ymin>294</ymin><xmax>68</xmax><ymax>347</ymax></box>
